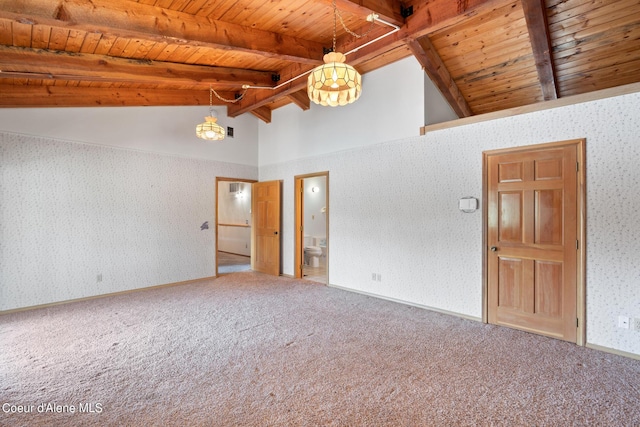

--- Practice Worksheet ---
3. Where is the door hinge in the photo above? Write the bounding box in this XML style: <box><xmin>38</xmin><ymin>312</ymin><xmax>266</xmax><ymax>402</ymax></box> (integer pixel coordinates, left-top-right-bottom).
<box><xmin>576</xmin><ymin>240</ymin><xmax>579</xmax><ymax>250</ymax></box>
<box><xmin>577</xmin><ymin>318</ymin><xmax>579</xmax><ymax>327</ymax></box>
<box><xmin>576</xmin><ymin>162</ymin><xmax>579</xmax><ymax>172</ymax></box>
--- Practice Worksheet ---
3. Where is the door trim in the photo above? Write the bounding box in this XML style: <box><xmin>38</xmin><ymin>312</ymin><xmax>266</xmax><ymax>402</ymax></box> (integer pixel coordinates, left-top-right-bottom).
<box><xmin>294</xmin><ymin>171</ymin><xmax>329</xmax><ymax>282</ymax></box>
<box><xmin>482</xmin><ymin>139</ymin><xmax>586</xmax><ymax>345</ymax></box>
<box><xmin>215</xmin><ymin>177</ymin><xmax>257</xmax><ymax>276</ymax></box>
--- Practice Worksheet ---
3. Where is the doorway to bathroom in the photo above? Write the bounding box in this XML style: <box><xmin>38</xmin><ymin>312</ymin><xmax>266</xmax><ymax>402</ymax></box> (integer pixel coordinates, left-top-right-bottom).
<box><xmin>216</xmin><ymin>177</ymin><xmax>257</xmax><ymax>275</ymax></box>
<box><xmin>294</xmin><ymin>172</ymin><xmax>329</xmax><ymax>284</ymax></box>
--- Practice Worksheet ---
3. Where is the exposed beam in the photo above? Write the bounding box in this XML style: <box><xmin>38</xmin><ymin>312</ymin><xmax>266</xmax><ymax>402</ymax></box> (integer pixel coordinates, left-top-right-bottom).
<box><xmin>333</xmin><ymin>0</ymin><xmax>405</xmax><ymax>27</ymax></box>
<box><xmin>408</xmin><ymin>36</ymin><xmax>473</xmax><ymax>118</ymax></box>
<box><xmin>0</xmin><ymin>0</ymin><xmax>324</xmax><ymax>64</ymax></box>
<box><xmin>0</xmin><ymin>46</ymin><xmax>276</xmax><ymax>88</ymax></box>
<box><xmin>0</xmin><ymin>84</ymin><xmax>237</xmax><ymax>107</ymax></box>
<box><xmin>345</xmin><ymin>0</ymin><xmax>510</xmax><ymax>65</ymax></box>
<box><xmin>229</xmin><ymin>0</ymin><xmax>506</xmax><ymax>116</ymax></box>
<box><xmin>287</xmin><ymin>90</ymin><xmax>311</xmax><ymax>111</ymax></box>
<box><xmin>251</xmin><ymin>106</ymin><xmax>272</xmax><ymax>123</ymax></box>
<box><xmin>521</xmin><ymin>0</ymin><xmax>559</xmax><ymax>100</ymax></box>
<box><xmin>227</xmin><ymin>63</ymin><xmax>315</xmax><ymax>117</ymax></box>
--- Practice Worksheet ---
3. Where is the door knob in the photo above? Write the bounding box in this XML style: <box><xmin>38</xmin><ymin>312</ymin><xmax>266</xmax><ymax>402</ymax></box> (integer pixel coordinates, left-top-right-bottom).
<box><xmin>274</xmin><ymin>231</ymin><xmax>278</xmax><ymax>235</ymax></box>
<box><xmin>490</xmin><ymin>246</ymin><xmax>497</xmax><ymax>252</ymax></box>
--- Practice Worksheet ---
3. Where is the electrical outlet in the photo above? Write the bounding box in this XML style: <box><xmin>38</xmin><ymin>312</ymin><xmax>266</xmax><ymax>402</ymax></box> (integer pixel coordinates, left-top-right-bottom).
<box><xmin>372</xmin><ymin>273</ymin><xmax>376</xmax><ymax>281</ymax></box>
<box><xmin>633</xmin><ymin>318</ymin><xmax>640</xmax><ymax>332</ymax></box>
<box><xmin>97</xmin><ymin>273</ymin><xmax>103</xmax><ymax>283</ymax></box>
<box><xmin>376</xmin><ymin>274</ymin><xmax>382</xmax><ymax>282</ymax></box>
<box><xmin>618</xmin><ymin>316</ymin><xmax>630</xmax><ymax>329</ymax></box>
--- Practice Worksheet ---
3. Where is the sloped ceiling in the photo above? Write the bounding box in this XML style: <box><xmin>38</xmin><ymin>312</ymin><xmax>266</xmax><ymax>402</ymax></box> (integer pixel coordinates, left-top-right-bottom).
<box><xmin>0</xmin><ymin>0</ymin><xmax>638</xmax><ymax>123</ymax></box>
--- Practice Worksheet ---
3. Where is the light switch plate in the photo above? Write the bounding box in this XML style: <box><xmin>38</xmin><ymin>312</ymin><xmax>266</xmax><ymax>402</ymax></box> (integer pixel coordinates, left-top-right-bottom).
<box><xmin>618</xmin><ymin>316</ymin><xmax>630</xmax><ymax>329</ymax></box>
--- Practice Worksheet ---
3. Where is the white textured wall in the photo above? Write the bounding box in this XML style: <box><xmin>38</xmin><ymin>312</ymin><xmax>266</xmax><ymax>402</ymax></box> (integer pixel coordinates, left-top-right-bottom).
<box><xmin>0</xmin><ymin>133</ymin><xmax>257</xmax><ymax>310</ymax></box>
<box><xmin>259</xmin><ymin>91</ymin><xmax>640</xmax><ymax>356</ymax></box>
<box><xmin>258</xmin><ymin>57</ymin><xmax>424</xmax><ymax>166</ymax></box>
<box><xmin>0</xmin><ymin>106</ymin><xmax>259</xmax><ymax>166</ymax></box>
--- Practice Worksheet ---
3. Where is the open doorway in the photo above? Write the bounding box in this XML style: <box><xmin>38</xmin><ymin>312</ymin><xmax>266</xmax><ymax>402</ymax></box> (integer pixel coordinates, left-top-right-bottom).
<box><xmin>294</xmin><ymin>172</ymin><xmax>329</xmax><ymax>284</ymax></box>
<box><xmin>216</xmin><ymin>177</ymin><xmax>257</xmax><ymax>275</ymax></box>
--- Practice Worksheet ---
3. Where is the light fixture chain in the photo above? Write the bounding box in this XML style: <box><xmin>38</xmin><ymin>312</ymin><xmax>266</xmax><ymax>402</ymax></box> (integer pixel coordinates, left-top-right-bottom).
<box><xmin>332</xmin><ymin>0</ymin><xmax>337</xmax><ymax>52</ymax></box>
<box><xmin>334</xmin><ymin>3</ymin><xmax>377</xmax><ymax>39</ymax></box>
<box><xmin>209</xmin><ymin>84</ymin><xmax>213</xmax><ymax>115</ymax></box>
<box><xmin>210</xmin><ymin>86</ymin><xmax>249</xmax><ymax>104</ymax></box>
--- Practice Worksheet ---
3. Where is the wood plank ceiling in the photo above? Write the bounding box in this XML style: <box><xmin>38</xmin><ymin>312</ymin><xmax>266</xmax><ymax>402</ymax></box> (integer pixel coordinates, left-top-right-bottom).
<box><xmin>0</xmin><ymin>0</ymin><xmax>638</xmax><ymax>123</ymax></box>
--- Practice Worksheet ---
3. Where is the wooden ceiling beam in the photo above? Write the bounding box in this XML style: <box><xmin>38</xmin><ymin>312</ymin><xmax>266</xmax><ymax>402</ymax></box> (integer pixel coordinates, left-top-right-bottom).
<box><xmin>0</xmin><ymin>0</ymin><xmax>324</xmax><ymax>64</ymax></box>
<box><xmin>333</xmin><ymin>0</ymin><xmax>405</xmax><ymax>27</ymax></box>
<box><xmin>402</xmin><ymin>0</ymin><xmax>511</xmax><ymax>41</ymax></box>
<box><xmin>0</xmin><ymin>84</ymin><xmax>237</xmax><ymax>107</ymax></box>
<box><xmin>408</xmin><ymin>36</ymin><xmax>472</xmax><ymax>118</ymax></box>
<box><xmin>521</xmin><ymin>0</ymin><xmax>559</xmax><ymax>100</ymax></box>
<box><xmin>251</xmin><ymin>106</ymin><xmax>272</xmax><ymax>123</ymax></box>
<box><xmin>345</xmin><ymin>0</ymin><xmax>510</xmax><ymax>65</ymax></box>
<box><xmin>287</xmin><ymin>90</ymin><xmax>311</xmax><ymax>111</ymax></box>
<box><xmin>229</xmin><ymin>0</ymin><xmax>508</xmax><ymax>116</ymax></box>
<box><xmin>227</xmin><ymin>63</ymin><xmax>315</xmax><ymax>117</ymax></box>
<box><xmin>0</xmin><ymin>45</ymin><xmax>275</xmax><ymax>88</ymax></box>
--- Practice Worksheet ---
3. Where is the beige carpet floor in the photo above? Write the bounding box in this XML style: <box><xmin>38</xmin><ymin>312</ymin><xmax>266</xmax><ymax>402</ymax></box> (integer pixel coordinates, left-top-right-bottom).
<box><xmin>218</xmin><ymin>251</ymin><xmax>251</xmax><ymax>274</ymax></box>
<box><xmin>1</xmin><ymin>272</ymin><xmax>639</xmax><ymax>426</ymax></box>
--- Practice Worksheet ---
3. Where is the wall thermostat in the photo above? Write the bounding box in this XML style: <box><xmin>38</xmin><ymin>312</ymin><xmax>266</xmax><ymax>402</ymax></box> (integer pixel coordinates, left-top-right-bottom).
<box><xmin>459</xmin><ymin>197</ymin><xmax>478</xmax><ymax>213</ymax></box>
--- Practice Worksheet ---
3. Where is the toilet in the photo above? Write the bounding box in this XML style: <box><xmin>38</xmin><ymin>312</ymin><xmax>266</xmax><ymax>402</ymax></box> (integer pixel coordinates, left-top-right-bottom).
<box><xmin>318</xmin><ymin>238</ymin><xmax>327</xmax><ymax>259</ymax></box>
<box><xmin>304</xmin><ymin>236</ymin><xmax>323</xmax><ymax>267</ymax></box>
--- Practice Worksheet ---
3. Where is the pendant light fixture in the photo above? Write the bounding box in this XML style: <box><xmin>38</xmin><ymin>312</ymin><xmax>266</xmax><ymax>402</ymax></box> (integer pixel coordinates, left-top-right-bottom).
<box><xmin>196</xmin><ymin>85</ymin><xmax>225</xmax><ymax>141</ymax></box>
<box><xmin>307</xmin><ymin>0</ymin><xmax>362</xmax><ymax>107</ymax></box>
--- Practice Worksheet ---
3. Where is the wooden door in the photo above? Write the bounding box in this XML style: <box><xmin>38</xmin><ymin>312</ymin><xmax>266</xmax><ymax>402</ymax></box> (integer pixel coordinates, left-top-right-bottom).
<box><xmin>251</xmin><ymin>180</ymin><xmax>282</xmax><ymax>276</ymax></box>
<box><xmin>487</xmin><ymin>143</ymin><xmax>578</xmax><ymax>342</ymax></box>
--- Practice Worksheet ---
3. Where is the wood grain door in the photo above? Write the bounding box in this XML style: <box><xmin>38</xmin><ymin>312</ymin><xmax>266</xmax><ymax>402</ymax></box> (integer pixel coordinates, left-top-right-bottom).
<box><xmin>251</xmin><ymin>180</ymin><xmax>282</xmax><ymax>276</ymax></box>
<box><xmin>487</xmin><ymin>144</ymin><xmax>578</xmax><ymax>342</ymax></box>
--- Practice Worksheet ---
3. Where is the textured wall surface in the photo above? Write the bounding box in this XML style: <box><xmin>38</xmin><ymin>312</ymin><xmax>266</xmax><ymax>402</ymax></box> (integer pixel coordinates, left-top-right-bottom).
<box><xmin>258</xmin><ymin>57</ymin><xmax>424</xmax><ymax>167</ymax></box>
<box><xmin>0</xmin><ymin>106</ymin><xmax>259</xmax><ymax>166</ymax></box>
<box><xmin>260</xmin><ymin>91</ymin><xmax>640</xmax><ymax>356</ymax></box>
<box><xmin>0</xmin><ymin>133</ymin><xmax>257</xmax><ymax>310</ymax></box>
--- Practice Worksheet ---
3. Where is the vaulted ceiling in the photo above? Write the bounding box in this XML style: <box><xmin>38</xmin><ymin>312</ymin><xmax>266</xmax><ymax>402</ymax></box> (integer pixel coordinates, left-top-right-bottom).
<box><xmin>0</xmin><ymin>0</ymin><xmax>639</xmax><ymax>123</ymax></box>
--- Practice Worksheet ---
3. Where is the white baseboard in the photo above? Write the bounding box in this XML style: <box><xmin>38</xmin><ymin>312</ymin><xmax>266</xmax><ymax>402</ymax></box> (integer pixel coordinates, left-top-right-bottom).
<box><xmin>585</xmin><ymin>343</ymin><xmax>640</xmax><ymax>361</ymax></box>
<box><xmin>0</xmin><ymin>276</ymin><xmax>217</xmax><ymax>315</ymax></box>
<box><xmin>327</xmin><ymin>283</ymin><xmax>482</xmax><ymax>322</ymax></box>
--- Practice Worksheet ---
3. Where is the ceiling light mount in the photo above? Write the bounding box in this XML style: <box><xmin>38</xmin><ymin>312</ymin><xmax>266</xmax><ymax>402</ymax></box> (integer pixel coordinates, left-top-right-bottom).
<box><xmin>366</xmin><ymin>13</ymin><xmax>379</xmax><ymax>22</ymax></box>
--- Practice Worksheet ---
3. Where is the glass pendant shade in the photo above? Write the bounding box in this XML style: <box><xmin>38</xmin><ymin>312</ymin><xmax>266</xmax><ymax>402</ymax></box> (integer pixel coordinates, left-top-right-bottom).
<box><xmin>307</xmin><ymin>52</ymin><xmax>362</xmax><ymax>107</ymax></box>
<box><xmin>196</xmin><ymin>116</ymin><xmax>225</xmax><ymax>141</ymax></box>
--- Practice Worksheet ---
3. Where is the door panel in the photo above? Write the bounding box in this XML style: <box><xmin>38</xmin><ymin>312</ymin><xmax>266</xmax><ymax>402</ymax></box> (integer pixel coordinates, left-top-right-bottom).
<box><xmin>535</xmin><ymin>189</ymin><xmax>563</xmax><ymax>244</ymax></box>
<box><xmin>251</xmin><ymin>180</ymin><xmax>281</xmax><ymax>276</ymax></box>
<box><xmin>487</xmin><ymin>144</ymin><xmax>578</xmax><ymax>342</ymax></box>
<box><xmin>498</xmin><ymin>258</ymin><xmax>523</xmax><ymax>310</ymax></box>
<box><xmin>534</xmin><ymin>260</ymin><xmax>562</xmax><ymax>317</ymax></box>
<box><xmin>499</xmin><ymin>192</ymin><xmax>523</xmax><ymax>242</ymax></box>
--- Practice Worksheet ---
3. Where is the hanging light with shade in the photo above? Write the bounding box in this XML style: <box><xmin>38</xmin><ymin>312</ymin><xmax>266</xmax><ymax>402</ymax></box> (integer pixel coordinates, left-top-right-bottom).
<box><xmin>307</xmin><ymin>0</ymin><xmax>362</xmax><ymax>107</ymax></box>
<box><xmin>196</xmin><ymin>85</ymin><xmax>226</xmax><ymax>141</ymax></box>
